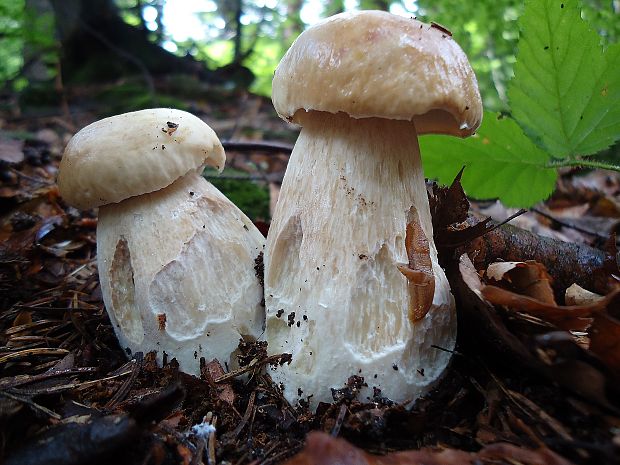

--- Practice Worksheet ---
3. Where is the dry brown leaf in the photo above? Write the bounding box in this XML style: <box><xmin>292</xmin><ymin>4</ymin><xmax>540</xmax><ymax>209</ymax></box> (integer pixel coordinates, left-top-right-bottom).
<box><xmin>481</xmin><ymin>286</ymin><xmax>617</xmax><ymax>331</ymax></box>
<box><xmin>12</xmin><ymin>311</ymin><xmax>33</xmax><ymax>327</ymax></box>
<box><xmin>282</xmin><ymin>432</ymin><xmax>472</xmax><ymax>465</ymax></box>
<box><xmin>457</xmin><ymin>254</ymin><xmax>539</xmax><ymax>366</ymax></box>
<box><xmin>478</xmin><ymin>442</ymin><xmax>574</xmax><ymax>465</ymax></box>
<box><xmin>589</xmin><ymin>312</ymin><xmax>620</xmax><ymax>375</ymax></box>
<box><xmin>282</xmin><ymin>432</ymin><xmax>574</xmax><ymax>465</ymax></box>
<box><xmin>565</xmin><ymin>283</ymin><xmax>604</xmax><ymax>306</ymax></box>
<box><xmin>201</xmin><ymin>359</ymin><xmax>236</xmax><ymax>406</ymax></box>
<box><xmin>0</xmin><ymin>137</ymin><xmax>24</xmax><ymax>164</ymax></box>
<box><xmin>486</xmin><ymin>261</ymin><xmax>556</xmax><ymax>305</ymax></box>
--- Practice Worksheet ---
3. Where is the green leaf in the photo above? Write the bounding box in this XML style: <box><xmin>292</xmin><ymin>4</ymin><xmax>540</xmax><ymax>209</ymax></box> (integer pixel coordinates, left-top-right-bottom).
<box><xmin>508</xmin><ymin>0</ymin><xmax>620</xmax><ymax>158</ymax></box>
<box><xmin>420</xmin><ymin>112</ymin><xmax>557</xmax><ymax>208</ymax></box>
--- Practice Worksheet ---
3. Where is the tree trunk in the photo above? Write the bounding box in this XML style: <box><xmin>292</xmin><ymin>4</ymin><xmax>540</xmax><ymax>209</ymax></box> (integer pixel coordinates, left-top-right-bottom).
<box><xmin>282</xmin><ymin>0</ymin><xmax>304</xmax><ymax>44</ymax></box>
<box><xmin>23</xmin><ymin>0</ymin><xmax>55</xmax><ymax>83</ymax></box>
<box><xmin>48</xmin><ymin>0</ymin><xmax>205</xmax><ymax>83</ymax></box>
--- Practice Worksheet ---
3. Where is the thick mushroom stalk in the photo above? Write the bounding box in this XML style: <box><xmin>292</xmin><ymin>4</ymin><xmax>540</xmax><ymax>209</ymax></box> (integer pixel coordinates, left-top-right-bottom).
<box><xmin>98</xmin><ymin>171</ymin><xmax>265</xmax><ymax>372</ymax></box>
<box><xmin>265</xmin><ymin>112</ymin><xmax>455</xmax><ymax>407</ymax></box>
<box><xmin>265</xmin><ymin>10</ymin><xmax>481</xmax><ymax>409</ymax></box>
<box><xmin>57</xmin><ymin>108</ymin><xmax>266</xmax><ymax>374</ymax></box>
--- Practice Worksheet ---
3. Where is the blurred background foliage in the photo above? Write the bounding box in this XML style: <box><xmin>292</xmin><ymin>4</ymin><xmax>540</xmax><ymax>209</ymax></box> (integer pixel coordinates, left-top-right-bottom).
<box><xmin>1</xmin><ymin>0</ymin><xmax>618</xmax><ymax>109</ymax></box>
<box><xmin>0</xmin><ymin>0</ymin><xmax>618</xmax><ymax>213</ymax></box>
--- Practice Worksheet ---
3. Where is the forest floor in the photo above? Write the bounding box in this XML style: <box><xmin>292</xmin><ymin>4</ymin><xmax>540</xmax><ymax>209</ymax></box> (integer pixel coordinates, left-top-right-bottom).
<box><xmin>1</xmin><ymin>85</ymin><xmax>620</xmax><ymax>465</ymax></box>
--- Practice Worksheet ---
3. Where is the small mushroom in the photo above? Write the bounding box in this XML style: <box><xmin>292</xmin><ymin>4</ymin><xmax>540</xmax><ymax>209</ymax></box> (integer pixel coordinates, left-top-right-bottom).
<box><xmin>58</xmin><ymin>108</ymin><xmax>265</xmax><ymax>373</ymax></box>
<box><xmin>265</xmin><ymin>11</ymin><xmax>482</xmax><ymax>408</ymax></box>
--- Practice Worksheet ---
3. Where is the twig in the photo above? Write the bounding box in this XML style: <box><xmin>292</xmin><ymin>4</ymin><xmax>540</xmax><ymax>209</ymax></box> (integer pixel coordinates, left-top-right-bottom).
<box><xmin>8</xmin><ymin>167</ymin><xmax>54</xmax><ymax>186</ymax></box>
<box><xmin>222</xmin><ymin>140</ymin><xmax>293</xmax><ymax>154</ymax></box>
<box><xmin>204</xmin><ymin>172</ymin><xmax>283</xmax><ymax>183</ymax></box>
<box><xmin>530</xmin><ymin>207</ymin><xmax>611</xmax><ymax>240</ymax></box>
<box><xmin>330</xmin><ymin>404</ymin><xmax>347</xmax><ymax>437</ymax></box>
<box><xmin>0</xmin><ymin>390</ymin><xmax>61</xmax><ymax>419</ymax></box>
<box><xmin>262</xmin><ymin>443</ymin><xmax>303</xmax><ymax>465</ymax></box>
<box><xmin>207</xmin><ymin>415</ymin><xmax>217</xmax><ymax>465</ymax></box>
<box><xmin>458</xmin><ymin>219</ymin><xmax>610</xmax><ymax>295</ymax></box>
<box><xmin>0</xmin><ymin>348</ymin><xmax>69</xmax><ymax>364</ymax></box>
<box><xmin>104</xmin><ymin>353</ymin><xmax>143</xmax><ymax>409</ymax></box>
<box><xmin>213</xmin><ymin>353</ymin><xmax>291</xmax><ymax>384</ymax></box>
<box><xmin>190</xmin><ymin>438</ymin><xmax>206</xmax><ymax>465</ymax></box>
<box><xmin>232</xmin><ymin>390</ymin><xmax>255</xmax><ymax>439</ymax></box>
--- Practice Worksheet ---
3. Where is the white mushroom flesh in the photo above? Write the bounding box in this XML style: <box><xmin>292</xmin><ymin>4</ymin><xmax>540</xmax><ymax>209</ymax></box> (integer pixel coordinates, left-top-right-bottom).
<box><xmin>97</xmin><ymin>171</ymin><xmax>266</xmax><ymax>373</ymax></box>
<box><xmin>265</xmin><ymin>112</ymin><xmax>456</xmax><ymax>408</ymax></box>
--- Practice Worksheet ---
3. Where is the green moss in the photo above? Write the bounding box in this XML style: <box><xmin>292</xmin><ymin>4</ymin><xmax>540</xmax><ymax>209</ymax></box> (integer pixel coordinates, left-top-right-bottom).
<box><xmin>203</xmin><ymin>168</ymin><xmax>270</xmax><ymax>222</ymax></box>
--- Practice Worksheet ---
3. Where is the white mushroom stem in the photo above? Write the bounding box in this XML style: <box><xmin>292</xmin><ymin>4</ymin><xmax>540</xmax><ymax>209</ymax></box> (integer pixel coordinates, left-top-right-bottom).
<box><xmin>97</xmin><ymin>171</ymin><xmax>265</xmax><ymax>373</ymax></box>
<box><xmin>265</xmin><ymin>112</ymin><xmax>456</xmax><ymax>408</ymax></box>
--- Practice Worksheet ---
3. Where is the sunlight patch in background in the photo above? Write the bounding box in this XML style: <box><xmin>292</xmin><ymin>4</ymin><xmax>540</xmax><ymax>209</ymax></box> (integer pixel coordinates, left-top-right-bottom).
<box><xmin>143</xmin><ymin>0</ymin><xmax>419</xmax><ymax>93</ymax></box>
<box><xmin>157</xmin><ymin>0</ymin><xmax>420</xmax><ymax>43</ymax></box>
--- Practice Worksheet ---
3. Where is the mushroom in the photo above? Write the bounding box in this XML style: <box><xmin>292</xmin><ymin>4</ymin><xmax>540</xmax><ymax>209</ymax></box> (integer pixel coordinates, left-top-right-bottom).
<box><xmin>265</xmin><ymin>11</ymin><xmax>482</xmax><ymax>408</ymax></box>
<box><xmin>57</xmin><ymin>108</ymin><xmax>265</xmax><ymax>374</ymax></box>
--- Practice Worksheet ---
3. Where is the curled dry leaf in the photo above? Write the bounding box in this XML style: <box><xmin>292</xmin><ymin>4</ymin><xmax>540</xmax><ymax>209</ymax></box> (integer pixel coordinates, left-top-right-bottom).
<box><xmin>476</xmin><ymin>255</ymin><xmax>618</xmax><ymax>332</ymax></box>
<box><xmin>486</xmin><ymin>261</ymin><xmax>556</xmax><ymax>305</ymax></box>
<box><xmin>282</xmin><ymin>432</ymin><xmax>574</xmax><ymax>465</ymax></box>
<box><xmin>397</xmin><ymin>206</ymin><xmax>435</xmax><ymax>322</ymax></box>
<box><xmin>481</xmin><ymin>286</ymin><xmax>617</xmax><ymax>332</ymax></box>
<box><xmin>458</xmin><ymin>254</ymin><xmax>620</xmax><ymax>405</ymax></box>
<box><xmin>565</xmin><ymin>283</ymin><xmax>604</xmax><ymax>306</ymax></box>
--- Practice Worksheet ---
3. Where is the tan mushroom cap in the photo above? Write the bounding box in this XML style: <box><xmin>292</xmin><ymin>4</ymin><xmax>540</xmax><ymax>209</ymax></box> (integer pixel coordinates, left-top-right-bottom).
<box><xmin>57</xmin><ymin>108</ymin><xmax>225</xmax><ymax>209</ymax></box>
<box><xmin>272</xmin><ymin>10</ymin><xmax>482</xmax><ymax>137</ymax></box>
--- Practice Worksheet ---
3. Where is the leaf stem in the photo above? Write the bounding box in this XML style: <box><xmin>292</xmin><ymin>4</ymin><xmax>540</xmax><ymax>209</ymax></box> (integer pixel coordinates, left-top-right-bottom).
<box><xmin>545</xmin><ymin>159</ymin><xmax>620</xmax><ymax>172</ymax></box>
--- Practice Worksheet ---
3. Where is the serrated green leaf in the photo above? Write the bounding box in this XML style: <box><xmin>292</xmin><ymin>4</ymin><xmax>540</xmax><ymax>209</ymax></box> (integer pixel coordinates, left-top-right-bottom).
<box><xmin>420</xmin><ymin>112</ymin><xmax>557</xmax><ymax>208</ymax></box>
<box><xmin>508</xmin><ymin>0</ymin><xmax>620</xmax><ymax>158</ymax></box>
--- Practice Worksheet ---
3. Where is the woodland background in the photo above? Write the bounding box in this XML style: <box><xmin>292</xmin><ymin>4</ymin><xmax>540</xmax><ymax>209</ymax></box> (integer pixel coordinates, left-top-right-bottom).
<box><xmin>1</xmin><ymin>1</ymin><xmax>620</xmax><ymax>465</ymax></box>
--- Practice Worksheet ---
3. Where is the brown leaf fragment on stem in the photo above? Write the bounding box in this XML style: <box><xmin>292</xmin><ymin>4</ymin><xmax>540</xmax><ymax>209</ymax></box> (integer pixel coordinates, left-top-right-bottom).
<box><xmin>397</xmin><ymin>206</ymin><xmax>435</xmax><ymax>322</ymax></box>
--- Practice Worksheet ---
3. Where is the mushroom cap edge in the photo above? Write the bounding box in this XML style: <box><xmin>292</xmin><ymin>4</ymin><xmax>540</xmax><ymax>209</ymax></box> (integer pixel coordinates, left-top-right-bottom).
<box><xmin>57</xmin><ymin>108</ymin><xmax>226</xmax><ymax>209</ymax></box>
<box><xmin>272</xmin><ymin>10</ymin><xmax>483</xmax><ymax>137</ymax></box>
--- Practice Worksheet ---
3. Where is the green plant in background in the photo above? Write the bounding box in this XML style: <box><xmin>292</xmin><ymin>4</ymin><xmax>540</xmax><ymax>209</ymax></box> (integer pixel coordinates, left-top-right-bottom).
<box><xmin>420</xmin><ymin>0</ymin><xmax>619</xmax><ymax>208</ymax></box>
<box><xmin>0</xmin><ymin>0</ymin><xmax>57</xmax><ymax>92</ymax></box>
<box><xmin>416</xmin><ymin>0</ymin><xmax>522</xmax><ymax>113</ymax></box>
<box><xmin>203</xmin><ymin>168</ymin><xmax>271</xmax><ymax>221</ymax></box>
<box><xmin>0</xmin><ymin>1</ymin><xmax>26</xmax><ymax>86</ymax></box>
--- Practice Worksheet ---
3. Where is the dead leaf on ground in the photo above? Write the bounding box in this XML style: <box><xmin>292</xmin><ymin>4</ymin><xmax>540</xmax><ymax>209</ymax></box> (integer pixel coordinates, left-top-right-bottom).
<box><xmin>589</xmin><ymin>311</ymin><xmax>620</xmax><ymax>377</ymax></box>
<box><xmin>481</xmin><ymin>286</ymin><xmax>617</xmax><ymax>331</ymax></box>
<box><xmin>282</xmin><ymin>432</ymin><xmax>574</xmax><ymax>465</ymax></box>
<box><xmin>486</xmin><ymin>261</ymin><xmax>556</xmax><ymax>305</ymax></box>
<box><xmin>565</xmin><ymin>283</ymin><xmax>604</xmax><ymax>306</ymax></box>
<box><xmin>457</xmin><ymin>254</ymin><xmax>620</xmax><ymax>410</ymax></box>
<box><xmin>0</xmin><ymin>138</ymin><xmax>24</xmax><ymax>164</ymax></box>
<box><xmin>201</xmin><ymin>358</ymin><xmax>236</xmax><ymax>406</ymax></box>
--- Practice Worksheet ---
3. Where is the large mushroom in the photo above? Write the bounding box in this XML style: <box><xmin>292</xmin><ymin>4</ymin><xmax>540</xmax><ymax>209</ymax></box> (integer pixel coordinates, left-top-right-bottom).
<box><xmin>58</xmin><ymin>108</ymin><xmax>265</xmax><ymax>373</ymax></box>
<box><xmin>265</xmin><ymin>11</ymin><xmax>482</xmax><ymax>408</ymax></box>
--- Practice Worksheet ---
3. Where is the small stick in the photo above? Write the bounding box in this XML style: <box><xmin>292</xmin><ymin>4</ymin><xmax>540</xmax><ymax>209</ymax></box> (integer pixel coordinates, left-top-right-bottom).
<box><xmin>330</xmin><ymin>404</ymin><xmax>348</xmax><ymax>437</ymax></box>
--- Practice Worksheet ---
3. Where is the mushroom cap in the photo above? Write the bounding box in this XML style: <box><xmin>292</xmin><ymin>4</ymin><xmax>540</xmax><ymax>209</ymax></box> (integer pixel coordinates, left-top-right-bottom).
<box><xmin>272</xmin><ymin>10</ymin><xmax>482</xmax><ymax>137</ymax></box>
<box><xmin>57</xmin><ymin>108</ymin><xmax>226</xmax><ymax>209</ymax></box>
